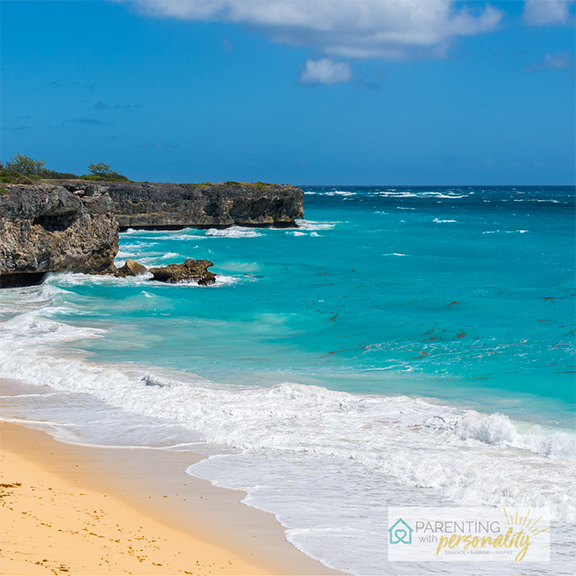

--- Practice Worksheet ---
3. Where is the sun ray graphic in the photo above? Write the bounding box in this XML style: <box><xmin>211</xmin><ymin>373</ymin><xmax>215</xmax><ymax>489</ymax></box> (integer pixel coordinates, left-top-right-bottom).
<box><xmin>503</xmin><ymin>507</ymin><xmax>551</xmax><ymax>537</ymax></box>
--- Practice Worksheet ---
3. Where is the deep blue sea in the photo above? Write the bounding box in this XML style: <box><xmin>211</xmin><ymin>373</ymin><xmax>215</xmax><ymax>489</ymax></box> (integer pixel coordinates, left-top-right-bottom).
<box><xmin>1</xmin><ymin>185</ymin><xmax>575</xmax><ymax>574</ymax></box>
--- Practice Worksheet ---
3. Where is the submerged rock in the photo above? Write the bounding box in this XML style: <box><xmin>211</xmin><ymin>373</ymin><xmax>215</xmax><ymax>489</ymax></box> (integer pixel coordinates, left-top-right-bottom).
<box><xmin>149</xmin><ymin>259</ymin><xmax>216</xmax><ymax>286</ymax></box>
<box><xmin>0</xmin><ymin>184</ymin><xmax>118</xmax><ymax>288</ymax></box>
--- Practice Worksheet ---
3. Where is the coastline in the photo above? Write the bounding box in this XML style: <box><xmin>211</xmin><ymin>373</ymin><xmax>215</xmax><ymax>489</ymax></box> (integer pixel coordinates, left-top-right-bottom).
<box><xmin>0</xmin><ymin>379</ymin><xmax>342</xmax><ymax>576</ymax></box>
<box><xmin>0</xmin><ymin>184</ymin><xmax>573</xmax><ymax>575</ymax></box>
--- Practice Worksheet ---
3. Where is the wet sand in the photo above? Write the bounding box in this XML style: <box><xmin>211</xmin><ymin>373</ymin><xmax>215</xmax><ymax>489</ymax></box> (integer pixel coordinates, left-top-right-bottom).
<box><xmin>0</xmin><ymin>381</ymin><xmax>342</xmax><ymax>575</ymax></box>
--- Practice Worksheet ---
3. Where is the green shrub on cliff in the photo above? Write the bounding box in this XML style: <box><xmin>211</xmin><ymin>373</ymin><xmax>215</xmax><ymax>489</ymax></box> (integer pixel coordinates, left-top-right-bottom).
<box><xmin>0</xmin><ymin>168</ymin><xmax>35</xmax><ymax>185</ymax></box>
<box><xmin>43</xmin><ymin>169</ymin><xmax>79</xmax><ymax>180</ymax></box>
<box><xmin>81</xmin><ymin>161</ymin><xmax>129</xmax><ymax>182</ymax></box>
<box><xmin>88</xmin><ymin>161</ymin><xmax>112</xmax><ymax>177</ymax></box>
<box><xmin>2</xmin><ymin>154</ymin><xmax>80</xmax><ymax>181</ymax></box>
<box><xmin>80</xmin><ymin>172</ymin><xmax>129</xmax><ymax>182</ymax></box>
<box><xmin>5</xmin><ymin>154</ymin><xmax>46</xmax><ymax>177</ymax></box>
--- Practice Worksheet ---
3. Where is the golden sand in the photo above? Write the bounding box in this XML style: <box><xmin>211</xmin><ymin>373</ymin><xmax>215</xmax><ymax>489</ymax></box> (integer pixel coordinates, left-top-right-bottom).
<box><xmin>0</xmin><ymin>418</ymin><xmax>341</xmax><ymax>576</ymax></box>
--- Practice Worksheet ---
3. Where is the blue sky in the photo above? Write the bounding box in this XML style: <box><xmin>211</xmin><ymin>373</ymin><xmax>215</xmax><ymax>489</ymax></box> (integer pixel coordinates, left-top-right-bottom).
<box><xmin>1</xmin><ymin>0</ymin><xmax>575</xmax><ymax>184</ymax></box>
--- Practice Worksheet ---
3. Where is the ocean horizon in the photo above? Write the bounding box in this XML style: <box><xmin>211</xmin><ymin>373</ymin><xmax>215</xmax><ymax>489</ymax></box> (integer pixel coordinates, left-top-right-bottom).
<box><xmin>1</xmin><ymin>184</ymin><xmax>574</xmax><ymax>575</ymax></box>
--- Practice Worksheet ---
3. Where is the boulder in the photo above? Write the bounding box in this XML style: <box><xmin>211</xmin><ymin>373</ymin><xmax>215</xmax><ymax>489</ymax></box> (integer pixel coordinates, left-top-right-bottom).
<box><xmin>149</xmin><ymin>259</ymin><xmax>216</xmax><ymax>286</ymax></box>
<box><xmin>117</xmin><ymin>259</ymin><xmax>148</xmax><ymax>277</ymax></box>
<box><xmin>91</xmin><ymin>258</ymin><xmax>148</xmax><ymax>278</ymax></box>
<box><xmin>0</xmin><ymin>184</ymin><xmax>118</xmax><ymax>288</ymax></box>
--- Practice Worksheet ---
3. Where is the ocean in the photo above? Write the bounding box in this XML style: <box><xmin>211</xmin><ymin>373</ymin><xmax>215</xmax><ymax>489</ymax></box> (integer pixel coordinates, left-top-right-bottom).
<box><xmin>1</xmin><ymin>185</ymin><xmax>574</xmax><ymax>574</ymax></box>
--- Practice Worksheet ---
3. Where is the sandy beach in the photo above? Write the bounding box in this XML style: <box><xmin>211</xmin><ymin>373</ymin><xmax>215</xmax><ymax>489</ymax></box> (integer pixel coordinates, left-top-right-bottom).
<box><xmin>0</xmin><ymin>380</ymin><xmax>341</xmax><ymax>576</ymax></box>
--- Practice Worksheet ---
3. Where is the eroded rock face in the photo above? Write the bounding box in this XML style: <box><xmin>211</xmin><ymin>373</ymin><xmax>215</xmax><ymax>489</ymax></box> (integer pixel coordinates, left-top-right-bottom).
<box><xmin>149</xmin><ymin>259</ymin><xmax>216</xmax><ymax>285</ymax></box>
<box><xmin>98</xmin><ymin>181</ymin><xmax>304</xmax><ymax>229</ymax></box>
<box><xmin>0</xmin><ymin>184</ymin><xmax>118</xmax><ymax>288</ymax></box>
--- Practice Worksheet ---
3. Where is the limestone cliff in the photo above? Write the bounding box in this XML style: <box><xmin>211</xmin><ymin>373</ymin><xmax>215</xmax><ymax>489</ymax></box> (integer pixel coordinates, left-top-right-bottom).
<box><xmin>0</xmin><ymin>184</ymin><xmax>118</xmax><ymax>287</ymax></box>
<box><xmin>98</xmin><ymin>181</ymin><xmax>304</xmax><ymax>229</ymax></box>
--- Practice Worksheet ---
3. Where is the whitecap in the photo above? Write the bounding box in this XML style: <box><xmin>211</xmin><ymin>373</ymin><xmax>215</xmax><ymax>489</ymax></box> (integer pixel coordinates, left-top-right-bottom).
<box><xmin>294</xmin><ymin>220</ymin><xmax>338</xmax><ymax>231</ymax></box>
<box><xmin>205</xmin><ymin>227</ymin><xmax>264</xmax><ymax>238</ymax></box>
<box><xmin>483</xmin><ymin>230</ymin><xmax>528</xmax><ymax>234</ymax></box>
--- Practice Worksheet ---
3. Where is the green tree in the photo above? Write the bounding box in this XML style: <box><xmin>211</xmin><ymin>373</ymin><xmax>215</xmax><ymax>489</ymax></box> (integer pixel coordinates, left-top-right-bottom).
<box><xmin>88</xmin><ymin>161</ymin><xmax>112</xmax><ymax>177</ymax></box>
<box><xmin>5</xmin><ymin>154</ymin><xmax>46</xmax><ymax>176</ymax></box>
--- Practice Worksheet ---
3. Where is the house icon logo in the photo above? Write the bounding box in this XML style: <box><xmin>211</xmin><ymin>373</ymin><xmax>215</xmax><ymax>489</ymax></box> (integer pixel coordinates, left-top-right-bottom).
<box><xmin>389</xmin><ymin>518</ymin><xmax>413</xmax><ymax>544</ymax></box>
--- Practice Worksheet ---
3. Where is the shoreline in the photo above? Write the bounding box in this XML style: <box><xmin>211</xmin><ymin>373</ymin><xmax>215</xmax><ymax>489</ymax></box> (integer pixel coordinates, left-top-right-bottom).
<box><xmin>0</xmin><ymin>379</ymin><xmax>343</xmax><ymax>576</ymax></box>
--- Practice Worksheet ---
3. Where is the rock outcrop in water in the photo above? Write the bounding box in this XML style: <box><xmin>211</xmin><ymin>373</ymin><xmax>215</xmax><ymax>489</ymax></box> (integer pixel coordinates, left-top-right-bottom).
<box><xmin>117</xmin><ymin>258</ymin><xmax>148</xmax><ymax>277</ymax></box>
<box><xmin>149</xmin><ymin>259</ymin><xmax>216</xmax><ymax>285</ymax></box>
<box><xmin>92</xmin><ymin>258</ymin><xmax>149</xmax><ymax>279</ymax></box>
<box><xmin>0</xmin><ymin>184</ymin><xmax>118</xmax><ymax>288</ymax></box>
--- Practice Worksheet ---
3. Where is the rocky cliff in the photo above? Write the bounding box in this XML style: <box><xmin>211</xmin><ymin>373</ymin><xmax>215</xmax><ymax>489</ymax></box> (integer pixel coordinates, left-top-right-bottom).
<box><xmin>99</xmin><ymin>181</ymin><xmax>304</xmax><ymax>229</ymax></box>
<box><xmin>0</xmin><ymin>180</ymin><xmax>304</xmax><ymax>288</ymax></box>
<box><xmin>0</xmin><ymin>184</ymin><xmax>118</xmax><ymax>287</ymax></box>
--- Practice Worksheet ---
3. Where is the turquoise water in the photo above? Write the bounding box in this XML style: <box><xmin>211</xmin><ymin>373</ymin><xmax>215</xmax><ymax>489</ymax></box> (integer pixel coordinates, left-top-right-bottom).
<box><xmin>1</xmin><ymin>185</ymin><xmax>574</xmax><ymax>575</ymax></box>
<box><xmin>67</xmin><ymin>186</ymin><xmax>575</xmax><ymax>422</ymax></box>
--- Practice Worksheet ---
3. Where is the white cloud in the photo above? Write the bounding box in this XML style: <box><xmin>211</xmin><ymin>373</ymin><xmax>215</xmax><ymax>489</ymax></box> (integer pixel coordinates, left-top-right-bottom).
<box><xmin>298</xmin><ymin>58</ymin><xmax>352</xmax><ymax>85</ymax></box>
<box><xmin>527</xmin><ymin>51</ymin><xmax>575</xmax><ymax>71</ymax></box>
<box><xmin>523</xmin><ymin>0</ymin><xmax>574</xmax><ymax>26</ymax></box>
<box><xmin>124</xmin><ymin>1</ymin><xmax>503</xmax><ymax>60</ymax></box>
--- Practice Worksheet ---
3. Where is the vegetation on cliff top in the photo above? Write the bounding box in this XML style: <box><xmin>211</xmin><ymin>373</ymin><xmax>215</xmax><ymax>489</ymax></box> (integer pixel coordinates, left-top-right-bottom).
<box><xmin>0</xmin><ymin>154</ymin><xmax>129</xmax><ymax>183</ymax></box>
<box><xmin>1</xmin><ymin>155</ymin><xmax>296</xmax><ymax>191</ymax></box>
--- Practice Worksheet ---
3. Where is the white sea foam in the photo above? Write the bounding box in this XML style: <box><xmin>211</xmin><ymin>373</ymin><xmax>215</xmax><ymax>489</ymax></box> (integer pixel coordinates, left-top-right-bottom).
<box><xmin>161</xmin><ymin>234</ymin><xmax>207</xmax><ymax>241</ymax></box>
<box><xmin>433</xmin><ymin>218</ymin><xmax>457</xmax><ymax>223</ymax></box>
<box><xmin>213</xmin><ymin>274</ymin><xmax>242</xmax><ymax>287</ymax></box>
<box><xmin>377</xmin><ymin>191</ymin><xmax>418</xmax><ymax>197</ymax></box>
<box><xmin>323</xmin><ymin>191</ymin><xmax>357</xmax><ymax>197</ymax></box>
<box><xmin>45</xmin><ymin>271</ymin><xmax>154</xmax><ymax>288</ymax></box>
<box><xmin>205</xmin><ymin>227</ymin><xmax>264</xmax><ymax>238</ymax></box>
<box><xmin>295</xmin><ymin>220</ymin><xmax>338</xmax><ymax>231</ymax></box>
<box><xmin>121</xmin><ymin>242</ymin><xmax>159</xmax><ymax>251</ymax></box>
<box><xmin>374</xmin><ymin>190</ymin><xmax>468</xmax><ymax>199</ymax></box>
<box><xmin>514</xmin><ymin>199</ymin><xmax>560</xmax><ymax>203</ymax></box>
<box><xmin>1</xmin><ymin>276</ymin><xmax>574</xmax><ymax>576</ymax></box>
<box><xmin>1</xmin><ymin>304</ymin><xmax>574</xmax><ymax>525</ymax></box>
<box><xmin>483</xmin><ymin>230</ymin><xmax>528</xmax><ymax>234</ymax></box>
